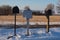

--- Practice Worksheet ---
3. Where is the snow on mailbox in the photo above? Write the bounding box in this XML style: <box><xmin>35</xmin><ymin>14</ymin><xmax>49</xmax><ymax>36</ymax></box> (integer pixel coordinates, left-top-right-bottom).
<box><xmin>23</xmin><ymin>10</ymin><xmax>32</xmax><ymax>19</ymax></box>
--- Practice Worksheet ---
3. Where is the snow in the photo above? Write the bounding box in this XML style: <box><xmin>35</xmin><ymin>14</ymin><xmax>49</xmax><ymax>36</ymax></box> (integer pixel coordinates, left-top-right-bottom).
<box><xmin>0</xmin><ymin>21</ymin><xmax>60</xmax><ymax>25</ymax></box>
<box><xmin>0</xmin><ymin>27</ymin><xmax>60</xmax><ymax>40</ymax></box>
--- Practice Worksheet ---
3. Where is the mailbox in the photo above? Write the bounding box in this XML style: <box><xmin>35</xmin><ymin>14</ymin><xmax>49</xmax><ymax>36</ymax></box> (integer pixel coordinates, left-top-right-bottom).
<box><xmin>45</xmin><ymin>9</ymin><xmax>52</xmax><ymax>16</ymax></box>
<box><xmin>45</xmin><ymin>9</ymin><xmax>52</xmax><ymax>19</ymax></box>
<box><xmin>23</xmin><ymin>10</ymin><xmax>32</xmax><ymax>19</ymax></box>
<box><xmin>7</xmin><ymin>6</ymin><xmax>19</xmax><ymax>39</ymax></box>
<box><xmin>23</xmin><ymin>9</ymin><xmax>32</xmax><ymax>36</ymax></box>
<box><xmin>13</xmin><ymin>6</ymin><xmax>19</xmax><ymax>13</ymax></box>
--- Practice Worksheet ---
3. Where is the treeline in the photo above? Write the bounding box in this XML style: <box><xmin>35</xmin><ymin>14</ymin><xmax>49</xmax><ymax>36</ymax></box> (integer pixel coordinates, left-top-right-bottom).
<box><xmin>0</xmin><ymin>5</ymin><xmax>22</xmax><ymax>15</ymax></box>
<box><xmin>0</xmin><ymin>5</ymin><xmax>12</xmax><ymax>15</ymax></box>
<box><xmin>0</xmin><ymin>3</ymin><xmax>54</xmax><ymax>15</ymax></box>
<box><xmin>0</xmin><ymin>5</ymin><xmax>45</xmax><ymax>15</ymax></box>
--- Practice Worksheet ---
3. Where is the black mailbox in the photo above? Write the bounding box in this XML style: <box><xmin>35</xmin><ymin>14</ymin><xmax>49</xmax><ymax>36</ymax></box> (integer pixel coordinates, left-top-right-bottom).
<box><xmin>45</xmin><ymin>9</ymin><xmax>52</xmax><ymax>33</ymax></box>
<box><xmin>45</xmin><ymin>9</ymin><xmax>52</xmax><ymax>19</ymax></box>
<box><xmin>46</xmin><ymin>9</ymin><xmax>52</xmax><ymax>16</ymax></box>
<box><xmin>48</xmin><ymin>10</ymin><xmax>52</xmax><ymax>15</ymax></box>
<box><xmin>13</xmin><ymin>6</ymin><xmax>19</xmax><ymax>13</ymax></box>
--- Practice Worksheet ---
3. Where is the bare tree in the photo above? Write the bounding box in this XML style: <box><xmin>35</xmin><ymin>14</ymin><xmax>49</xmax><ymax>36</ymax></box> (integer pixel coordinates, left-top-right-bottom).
<box><xmin>56</xmin><ymin>0</ymin><xmax>60</xmax><ymax>13</ymax></box>
<box><xmin>45</xmin><ymin>3</ymin><xmax>54</xmax><ymax>15</ymax></box>
<box><xmin>24</xmin><ymin>6</ymin><xmax>30</xmax><ymax>10</ymax></box>
<box><xmin>45</xmin><ymin>3</ymin><xmax>54</xmax><ymax>11</ymax></box>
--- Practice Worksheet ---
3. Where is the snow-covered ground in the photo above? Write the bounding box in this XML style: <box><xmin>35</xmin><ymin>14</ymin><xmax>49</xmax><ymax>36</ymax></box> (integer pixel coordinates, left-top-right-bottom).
<box><xmin>0</xmin><ymin>27</ymin><xmax>60</xmax><ymax>40</ymax></box>
<box><xmin>0</xmin><ymin>21</ymin><xmax>60</xmax><ymax>25</ymax></box>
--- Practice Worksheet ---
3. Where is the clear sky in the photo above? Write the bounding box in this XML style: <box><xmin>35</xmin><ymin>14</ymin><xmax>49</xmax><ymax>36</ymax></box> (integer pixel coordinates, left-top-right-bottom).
<box><xmin>0</xmin><ymin>0</ymin><xmax>58</xmax><ymax>10</ymax></box>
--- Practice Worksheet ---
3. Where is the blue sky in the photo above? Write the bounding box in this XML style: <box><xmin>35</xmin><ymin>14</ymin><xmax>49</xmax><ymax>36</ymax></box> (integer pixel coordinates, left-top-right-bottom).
<box><xmin>0</xmin><ymin>0</ymin><xmax>58</xmax><ymax>10</ymax></box>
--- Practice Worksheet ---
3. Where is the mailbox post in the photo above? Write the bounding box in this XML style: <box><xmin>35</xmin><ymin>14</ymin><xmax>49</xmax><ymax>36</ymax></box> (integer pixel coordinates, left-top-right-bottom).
<box><xmin>45</xmin><ymin>9</ymin><xmax>52</xmax><ymax>33</ymax></box>
<box><xmin>23</xmin><ymin>7</ymin><xmax>32</xmax><ymax>36</ymax></box>
<box><xmin>46</xmin><ymin>16</ymin><xmax>49</xmax><ymax>33</ymax></box>
<box><xmin>26</xmin><ymin>18</ymin><xmax>29</xmax><ymax>36</ymax></box>
<box><xmin>13</xmin><ymin>6</ymin><xmax>19</xmax><ymax>36</ymax></box>
<box><xmin>7</xmin><ymin>6</ymin><xmax>19</xmax><ymax>39</ymax></box>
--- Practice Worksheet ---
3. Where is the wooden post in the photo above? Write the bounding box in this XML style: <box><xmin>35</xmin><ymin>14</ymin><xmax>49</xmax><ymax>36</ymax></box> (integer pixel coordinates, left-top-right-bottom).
<box><xmin>26</xmin><ymin>18</ymin><xmax>29</xmax><ymax>36</ymax></box>
<box><xmin>14</xmin><ymin>13</ymin><xmax>16</xmax><ymax>36</ymax></box>
<box><xmin>46</xmin><ymin>16</ymin><xmax>49</xmax><ymax>33</ymax></box>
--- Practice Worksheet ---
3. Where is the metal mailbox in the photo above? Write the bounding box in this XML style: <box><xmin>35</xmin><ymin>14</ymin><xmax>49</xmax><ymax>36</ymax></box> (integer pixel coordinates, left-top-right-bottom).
<box><xmin>13</xmin><ymin>6</ymin><xmax>19</xmax><ymax>13</ymax></box>
<box><xmin>23</xmin><ymin>10</ymin><xmax>32</xmax><ymax>19</ymax></box>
